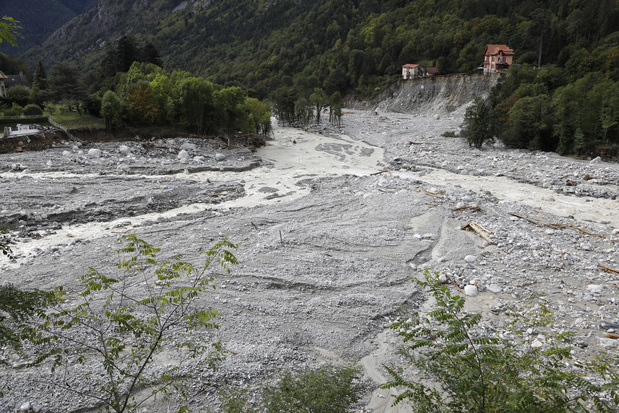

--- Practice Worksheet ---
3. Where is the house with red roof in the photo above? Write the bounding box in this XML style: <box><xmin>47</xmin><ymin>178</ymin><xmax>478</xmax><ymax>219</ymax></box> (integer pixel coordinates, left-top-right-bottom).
<box><xmin>483</xmin><ymin>45</ymin><xmax>514</xmax><ymax>73</ymax></box>
<box><xmin>402</xmin><ymin>64</ymin><xmax>438</xmax><ymax>79</ymax></box>
<box><xmin>402</xmin><ymin>64</ymin><xmax>423</xmax><ymax>79</ymax></box>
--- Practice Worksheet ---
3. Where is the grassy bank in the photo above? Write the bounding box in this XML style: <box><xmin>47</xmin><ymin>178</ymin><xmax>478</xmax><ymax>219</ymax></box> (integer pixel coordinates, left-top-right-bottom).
<box><xmin>48</xmin><ymin>111</ymin><xmax>105</xmax><ymax>129</ymax></box>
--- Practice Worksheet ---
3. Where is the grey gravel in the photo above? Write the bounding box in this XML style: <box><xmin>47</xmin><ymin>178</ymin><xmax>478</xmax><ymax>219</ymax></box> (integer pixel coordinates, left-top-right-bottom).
<box><xmin>0</xmin><ymin>105</ymin><xmax>617</xmax><ymax>412</ymax></box>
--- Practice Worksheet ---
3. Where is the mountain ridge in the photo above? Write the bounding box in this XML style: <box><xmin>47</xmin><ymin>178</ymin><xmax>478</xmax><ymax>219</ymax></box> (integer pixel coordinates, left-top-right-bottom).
<box><xmin>16</xmin><ymin>0</ymin><xmax>617</xmax><ymax>97</ymax></box>
<box><xmin>0</xmin><ymin>0</ymin><xmax>97</xmax><ymax>57</ymax></box>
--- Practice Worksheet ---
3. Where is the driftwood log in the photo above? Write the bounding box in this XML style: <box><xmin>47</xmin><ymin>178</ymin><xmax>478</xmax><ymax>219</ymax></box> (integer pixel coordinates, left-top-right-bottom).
<box><xmin>461</xmin><ymin>222</ymin><xmax>492</xmax><ymax>242</ymax></box>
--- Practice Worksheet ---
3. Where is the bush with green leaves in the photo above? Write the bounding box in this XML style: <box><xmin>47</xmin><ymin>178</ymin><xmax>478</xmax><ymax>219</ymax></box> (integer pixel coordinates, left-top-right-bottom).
<box><xmin>28</xmin><ymin>234</ymin><xmax>238</xmax><ymax>413</ymax></box>
<box><xmin>441</xmin><ymin>131</ymin><xmax>458</xmax><ymax>138</ymax></box>
<box><xmin>0</xmin><ymin>284</ymin><xmax>55</xmax><ymax>362</ymax></box>
<box><xmin>1</xmin><ymin>103</ymin><xmax>24</xmax><ymax>117</ymax></box>
<box><xmin>381</xmin><ymin>269</ymin><xmax>618</xmax><ymax>412</ymax></box>
<box><xmin>461</xmin><ymin>96</ymin><xmax>495</xmax><ymax>149</ymax></box>
<box><xmin>23</xmin><ymin>104</ymin><xmax>43</xmax><ymax>116</ymax></box>
<box><xmin>221</xmin><ymin>364</ymin><xmax>366</xmax><ymax>413</ymax></box>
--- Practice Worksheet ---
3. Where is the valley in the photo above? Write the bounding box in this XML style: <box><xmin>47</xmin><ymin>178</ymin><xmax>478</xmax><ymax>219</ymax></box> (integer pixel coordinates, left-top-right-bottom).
<box><xmin>0</xmin><ymin>103</ymin><xmax>617</xmax><ymax>412</ymax></box>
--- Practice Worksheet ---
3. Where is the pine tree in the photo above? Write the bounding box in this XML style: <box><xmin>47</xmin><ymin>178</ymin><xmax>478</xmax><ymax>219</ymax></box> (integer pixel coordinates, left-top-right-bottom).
<box><xmin>140</xmin><ymin>42</ymin><xmax>163</xmax><ymax>67</ymax></box>
<box><xmin>33</xmin><ymin>60</ymin><xmax>47</xmax><ymax>90</ymax></box>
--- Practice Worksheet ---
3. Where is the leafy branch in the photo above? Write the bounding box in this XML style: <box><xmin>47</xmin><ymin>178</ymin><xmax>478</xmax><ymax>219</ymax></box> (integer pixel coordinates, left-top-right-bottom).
<box><xmin>381</xmin><ymin>268</ymin><xmax>618</xmax><ymax>413</ymax></box>
<box><xmin>28</xmin><ymin>234</ymin><xmax>238</xmax><ymax>412</ymax></box>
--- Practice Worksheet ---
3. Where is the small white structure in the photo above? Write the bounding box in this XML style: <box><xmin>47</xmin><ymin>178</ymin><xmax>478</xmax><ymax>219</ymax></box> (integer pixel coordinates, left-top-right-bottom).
<box><xmin>2</xmin><ymin>124</ymin><xmax>44</xmax><ymax>138</ymax></box>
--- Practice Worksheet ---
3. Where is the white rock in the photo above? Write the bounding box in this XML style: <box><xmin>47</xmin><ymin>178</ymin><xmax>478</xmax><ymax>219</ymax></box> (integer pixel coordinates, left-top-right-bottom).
<box><xmin>590</xmin><ymin>156</ymin><xmax>602</xmax><ymax>164</ymax></box>
<box><xmin>215</xmin><ymin>152</ymin><xmax>226</xmax><ymax>161</ymax></box>
<box><xmin>464</xmin><ymin>255</ymin><xmax>477</xmax><ymax>263</ymax></box>
<box><xmin>46</xmin><ymin>160</ymin><xmax>53</xmax><ymax>167</ymax></box>
<box><xmin>177</xmin><ymin>150</ymin><xmax>190</xmax><ymax>160</ymax></box>
<box><xmin>119</xmin><ymin>144</ymin><xmax>131</xmax><ymax>154</ymax></box>
<box><xmin>587</xmin><ymin>284</ymin><xmax>603</xmax><ymax>294</ymax></box>
<box><xmin>19</xmin><ymin>402</ymin><xmax>32</xmax><ymax>411</ymax></box>
<box><xmin>62</xmin><ymin>150</ymin><xmax>71</xmax><ymax>156</ymax></box>
<box><xmin>181</xmin><ymin>142</ymin><xmax>197</xmax><ymax>151</ymax></box>
<box><xmin>464</xmin><ymin>285</ymin><xmax>478</xmax><ymax>297</ymax></box>
<box><xmin>531</xmin><ymin>339</ymin><xmax>543</xmax><ymax>348</ymax></box>
<box><xmin>438</xmin><ymin>273</ymin><xmax>448</xmax><ymax>283</ymax></box>
<box><xmin>599</xmin><ymin>337</ymin><xmax>617</xmax><ymax>349</ymax></box>
<box><xmin>88</xmin><ymin>148</ymin><xmax>101</xmax><ymax>158</ymax></box>
<box><xmin>487</xmin><ymin>284</ymin><xmax>502</xmax><ymax>293</ymax></box>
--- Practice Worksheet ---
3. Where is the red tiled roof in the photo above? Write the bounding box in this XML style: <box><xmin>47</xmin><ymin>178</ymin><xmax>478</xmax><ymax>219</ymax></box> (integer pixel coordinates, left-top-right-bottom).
<box><xmin>402</xmin><ymin>64</ymin><xmax>421</xmax><ymax>68</ymax></box>
<box><xmin>484</xmin><ymin>44</ymin><xmax>514</xmax><ymax>56</ymax></box>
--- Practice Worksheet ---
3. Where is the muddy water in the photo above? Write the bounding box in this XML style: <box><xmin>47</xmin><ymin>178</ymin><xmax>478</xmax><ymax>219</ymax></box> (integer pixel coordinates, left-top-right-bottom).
<box><xmin>8</xmin><ymin>122</ymin><xmax>618</xmax><ymax>273</ymax></box>
<box><xmin>404</xmin><ymin>168</ymin><xmax>619</xmax><ymax>228</ymax></box>
<box><xmin>4</xmin><ymin>116</ymin><xmax>618</xmax><ymax>411</ymax></box>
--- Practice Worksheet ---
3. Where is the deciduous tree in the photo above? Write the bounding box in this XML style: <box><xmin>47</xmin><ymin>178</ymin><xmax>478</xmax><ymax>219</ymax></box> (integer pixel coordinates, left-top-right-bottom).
<box><xmin>48</xmin><ymin>61</ymin><xmax>88</xmax><ymax>114</ymax></box>
<box><xmin>101</xmin><ymin>90</ymin><xmax>124</xmax><ymax>131</ymax></box>
<box><xmin>0</xmin><ymin>17</ymin><xmax>20</xmax><ymax>46</ymax></box>
<box><xmin>382</xmin><ymin>269</ymin><xmax>619</xmax><ymax>412</ymax></box>
<box><xmin>461</xmin><ymin>96</ymin><xmax>494</xmax><ymax>149</ymax></box>
<box><xmin>309</xmin><ymin>88</ymin><xmax>328</xmax><ymax>124</ymax></box>
<box><xmin>29</xmin><ymin>235</ymin><xmax>238</xmax><ymax>413</ymax></box>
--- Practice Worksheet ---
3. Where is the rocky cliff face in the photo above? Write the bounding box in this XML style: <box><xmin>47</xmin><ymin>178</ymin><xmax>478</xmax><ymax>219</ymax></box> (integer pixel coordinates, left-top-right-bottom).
<box><xmin>355</xmin><ymin>73</ymin><xmax>499</xmax><ymax>116</ymax></box>
<box><xmin>22</xmin><ymin>0</ymin><xmax>170</xmax><ymax>67</ymax></box>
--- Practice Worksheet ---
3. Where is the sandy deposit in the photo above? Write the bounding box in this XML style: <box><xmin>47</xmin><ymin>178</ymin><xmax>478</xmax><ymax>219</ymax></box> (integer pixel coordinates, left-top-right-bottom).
<box><xmin>0</xmin><ymin>107</ymin><xmax>618</xmax><ymax>412</ymax></box>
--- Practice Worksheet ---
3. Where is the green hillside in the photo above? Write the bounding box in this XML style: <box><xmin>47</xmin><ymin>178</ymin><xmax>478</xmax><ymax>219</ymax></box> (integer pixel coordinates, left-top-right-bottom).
<box><xmin>16</xmin><ymin>0</ymin><xmax>617</xmax><ymax>96</ymax></box>
<box><xmin>2</xmin><ymin>0</ymin><xmax>618</xmax><ymax>157</ymax></box>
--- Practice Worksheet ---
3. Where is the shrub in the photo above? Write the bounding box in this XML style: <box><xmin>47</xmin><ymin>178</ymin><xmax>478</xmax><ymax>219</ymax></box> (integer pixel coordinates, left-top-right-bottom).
<box><xmin>461</xmin><ymin>96</ymin><xmax>495</xmax><ymax>149</ymax></box>
<box><xmin>441</xmin><ymin>130</ymin><xmax>457</xmax><ymax>138</ymax></box>
<box><xmin>221</xmin><ymin>364</ymin><xmax>366</xmax><ymax>413</ymax></box>
<box><xmin>5</xmin><ymin>85</ymin><xmax>31</xmax><ymax>106</ymax></box>
<box><xmin>28</xmin><ymin>234</ymin><xmax>239</xmax><ymax>412</ymax></box>
<box><xmin>381</xmin><ymin>269</ymin><xmax>618</xmax><ymax>412</ymax></box>
<box><xmin>2</xmin><ymin>103</ymin><xmax>23</xmax><ymax>116</ymax></box>
<box><xmin>23</xmin><ymin>104</ymin><xmax>43</xmax><ymax>116</ymax></box>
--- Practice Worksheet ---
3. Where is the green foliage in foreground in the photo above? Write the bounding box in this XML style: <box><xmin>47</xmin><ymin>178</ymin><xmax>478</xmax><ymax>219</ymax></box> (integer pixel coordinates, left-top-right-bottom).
<box><xmin>221</xmin><ymin>364</ymin><xmax>365</xmax><ymax>413</ymax></box>
<box><xmin>0</xmin><ymin>17</ymin><xmax>20</xmax><ymax>47</ymax></box>
<box><xmin>382</xmin><ymin>269</ymin><xmax>619</xmax><ymax>413</ymax></box>
<box><xmin>28</xmin><ymin>234</ymin><xmax>238</xmax><ymax>413</ymax></box>
<box><xmin>0</xmin><ymin>284</ymin><xmax>55</xmax><ymax>360</ymax></box>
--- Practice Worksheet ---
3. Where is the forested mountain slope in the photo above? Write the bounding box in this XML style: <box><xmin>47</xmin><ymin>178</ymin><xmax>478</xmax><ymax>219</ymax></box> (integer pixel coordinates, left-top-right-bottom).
<box><xmin>0</xmin><ymin>0</ymin><xmax>97</xmax><ymax>56</ymax></box>
<box><xmin>19</xmin><ymin>0</ymin><xmax>618</xmax><ymax>95</ymax></box>
<box><xmin>4</xmin><ymin>0</ymin><xmax>618</xmax><ymax>157</ymax></box>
